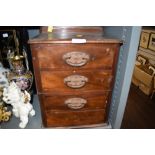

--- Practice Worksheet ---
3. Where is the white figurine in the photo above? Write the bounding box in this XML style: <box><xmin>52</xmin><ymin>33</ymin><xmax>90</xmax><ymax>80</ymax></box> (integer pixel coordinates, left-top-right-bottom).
<box><xmin>3</xmin><ymin>82</ymin><xmax>35</xmax><ymax>128</ymax></box>
<box><xmin>0</xmin><ymin>62</ymin><xmax>9</xmax><ymax>88</ymax></box>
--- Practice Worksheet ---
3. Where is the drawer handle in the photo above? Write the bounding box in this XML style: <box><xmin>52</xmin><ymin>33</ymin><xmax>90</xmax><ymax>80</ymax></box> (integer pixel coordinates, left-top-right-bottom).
<box><xmin>63</xmin><ymin>51</ymin><xmax>90</xmax><ymax>67</ymax></box>
<box><xmin>64</xmin><ymin>75</ymin><xmax>88</xmax><ymax>88</ymax></box>
<box><xmin>64</xmin><ymin>97</ymin><xmax>87</xmax><ymax>109</ymax></box>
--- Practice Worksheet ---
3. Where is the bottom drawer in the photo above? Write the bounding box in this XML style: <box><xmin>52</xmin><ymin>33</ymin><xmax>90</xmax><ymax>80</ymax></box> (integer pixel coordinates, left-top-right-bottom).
<box><xmin>45</xmin><ymin>109</ymin><xmax>106</xmax><ymax>127</ymax></box>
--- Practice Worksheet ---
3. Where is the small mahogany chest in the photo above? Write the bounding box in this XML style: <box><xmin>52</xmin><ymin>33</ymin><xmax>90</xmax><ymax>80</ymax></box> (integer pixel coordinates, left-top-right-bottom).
<box><xmin>29</xmin><ymin>27</ymin><xmax>122</xmax><ymax>128</ymax></box>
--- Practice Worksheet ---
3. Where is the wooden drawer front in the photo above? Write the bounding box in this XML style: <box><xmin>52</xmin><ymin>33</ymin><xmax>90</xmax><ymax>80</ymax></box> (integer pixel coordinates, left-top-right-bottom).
<box><xmin>41</xmin><ymin>92</ymin><xmax>109</xmax><ymax>111</ymax></box>
<box><xmin>35</xmin><ymin>43</ymin><xmax>117</xmax><ymax>70</ymax></box>
<box><xmin>40</xmin><ymin>70</ymin><xmax>113</xmax><ymax>93</ymax></box>
<box><xmin>46</xmin><ymin>109</ymin><xmax>106</xmax><ymax>127</ymax></box>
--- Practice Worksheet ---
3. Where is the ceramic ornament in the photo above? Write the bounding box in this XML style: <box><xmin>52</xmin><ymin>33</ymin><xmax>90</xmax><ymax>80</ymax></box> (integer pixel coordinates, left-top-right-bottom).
<box><xmin>3</xmin><ymin>82</ymin><xmax>35</xmax><ymax>128</ymax></box>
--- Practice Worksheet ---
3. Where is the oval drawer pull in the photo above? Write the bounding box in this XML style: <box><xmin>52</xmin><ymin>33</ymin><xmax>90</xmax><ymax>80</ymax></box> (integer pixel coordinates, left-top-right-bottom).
<box><xmin>64</xmin><ymin>75</ymin><xmax>88</xmax><ymax>88</ymax></box>
<box><xmin>64</xmin><ymin>97</ymin><xmax>87</xmax><ymax>109</ymax></box>
<box><xmin>62</xmin><ymin>51</ymin><xmax>90</xmax><ymax>67</ymax></box>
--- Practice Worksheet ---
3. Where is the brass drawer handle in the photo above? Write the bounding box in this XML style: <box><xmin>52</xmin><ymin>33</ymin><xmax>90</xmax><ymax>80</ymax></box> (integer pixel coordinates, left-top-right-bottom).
<box><xmin>64</xmin><ymin>97</ymin><xmax>87</xmax><ymax>109</ymax></box>
<box><xmin>62</xmin><ymin>51</ymin><xmax>90</xmax><ymax>67</ymax></box>
<box><xmin>64</xmin><ymin>75</ymin><xmax>88</xmax><ymax>88</ymax></box>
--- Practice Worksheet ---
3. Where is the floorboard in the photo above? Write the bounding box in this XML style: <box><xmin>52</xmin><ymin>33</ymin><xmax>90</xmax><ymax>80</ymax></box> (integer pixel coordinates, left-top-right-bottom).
<box><xmin>121</xmin><ymin>84</ymin><xmax>155</xmax><ymax>129</ymax></box>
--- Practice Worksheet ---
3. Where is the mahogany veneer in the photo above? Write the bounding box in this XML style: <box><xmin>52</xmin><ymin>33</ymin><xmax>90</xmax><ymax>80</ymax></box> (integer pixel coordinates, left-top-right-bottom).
<box><xmin>29</xmin><ymin>26</ymin><xmax>122</xmax><ymax>128</ymax></box>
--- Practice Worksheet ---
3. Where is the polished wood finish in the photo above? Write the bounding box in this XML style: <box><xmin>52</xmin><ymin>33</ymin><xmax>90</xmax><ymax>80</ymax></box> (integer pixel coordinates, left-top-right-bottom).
<box><xmin>40</xmin><ymin>70</ymin><xmax>113</xmax><ymax>93</ymax></box>
<box><xmin>33</xmin><ymin>44</ymin><xmax>118</xmax><ymax>70</ymax></box>
<box><xmin>28</xmin><ymin>33</ymin><xmax>122</xmax><ymax>44</ymax></box>
<box><xmin>29</xmin><ymin>27</ymin><xmax>121</xmax><ymax>128</ymax></box>
<box><xmin>46</xmin><ymin>109</ymin><xmax>106</xmax><ymax>127</ymax></box>
<box><xmin>40</xmin><ymin>92</ymin><xmax>109</xmax><ymax>111</ymax></box>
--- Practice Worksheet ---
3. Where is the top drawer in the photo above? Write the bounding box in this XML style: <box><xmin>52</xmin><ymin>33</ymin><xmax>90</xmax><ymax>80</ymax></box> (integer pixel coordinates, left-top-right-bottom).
<box><xmin>32</xmin><ymin>43</ymin><xmax>119</xmax><ymax>70</ymax></box>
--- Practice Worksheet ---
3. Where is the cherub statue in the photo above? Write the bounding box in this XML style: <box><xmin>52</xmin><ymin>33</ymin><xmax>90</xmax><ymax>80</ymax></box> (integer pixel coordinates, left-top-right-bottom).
<box><xmin>3</xmin><ymin>82</ymin><xmax>35</xmax><ymax>128</ymax></box>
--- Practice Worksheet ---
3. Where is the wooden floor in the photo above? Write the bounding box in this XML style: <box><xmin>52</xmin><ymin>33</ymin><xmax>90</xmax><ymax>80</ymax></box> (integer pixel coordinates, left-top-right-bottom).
<box><xmin>121</xmin><ymin>84</ymin><xmax>155</xmax><ymax>129</ymax></box>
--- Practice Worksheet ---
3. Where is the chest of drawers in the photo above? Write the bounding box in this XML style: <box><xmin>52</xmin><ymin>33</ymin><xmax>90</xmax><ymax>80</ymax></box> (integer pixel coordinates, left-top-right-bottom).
<box><xmin>29</xmin><ymin>27</ymin><xmax>122</xmax><ymax>128</ymax></box>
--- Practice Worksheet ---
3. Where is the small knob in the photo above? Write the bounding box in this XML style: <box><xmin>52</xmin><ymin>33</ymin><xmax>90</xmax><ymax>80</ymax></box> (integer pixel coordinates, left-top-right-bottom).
<box><xmin>106</xmin><ymin>48</ymin><xmax>110</xmax><ymax>52</ymax></box>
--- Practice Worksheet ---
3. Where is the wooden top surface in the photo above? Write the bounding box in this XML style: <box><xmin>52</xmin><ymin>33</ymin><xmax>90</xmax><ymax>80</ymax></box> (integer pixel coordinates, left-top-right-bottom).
<box><xmin>28</xmin><ymin>32</ymin><xmax>122</xmax><ymax>44</ymax></box>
